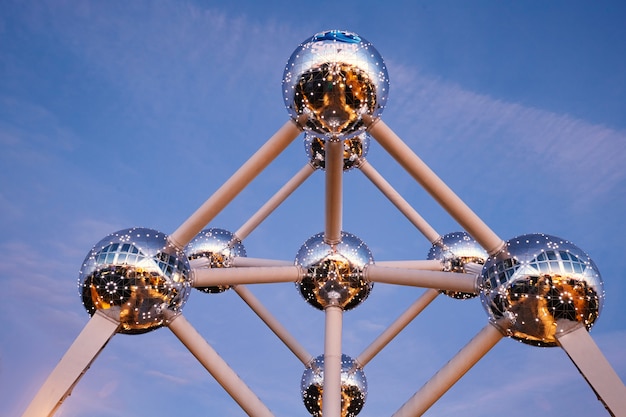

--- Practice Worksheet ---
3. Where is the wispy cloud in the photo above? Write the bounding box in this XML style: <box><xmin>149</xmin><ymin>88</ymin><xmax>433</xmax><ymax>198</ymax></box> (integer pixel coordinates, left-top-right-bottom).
<box><xmin>386</xmin><ymin>62</ymin><xmax>626</xmax><ymax>202</ymax></box>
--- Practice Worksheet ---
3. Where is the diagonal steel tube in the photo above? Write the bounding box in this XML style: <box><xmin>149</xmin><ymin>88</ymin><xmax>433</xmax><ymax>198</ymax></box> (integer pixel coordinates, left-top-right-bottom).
<box><xmin>357</xmin><ymin>289</ymin><xmax>439</xmax><ymax>368</ymax></box>
<box><xmin>166</xmin><ymin>312</ymin><xmax>274</xmax><ymax>417</ymax></box>
<box><xmin>556</xmin><ymin>321</ymin><xmax>626</xmax><ymax>416</ymax></box>
<box><xmin>234</xmin><ymin>285</ymin><xmax>313</xmax><ymax>366</ymax></box>
<box><xmin>169</xmin><ymin>120</ymin><xmax>302</xmax><ymax>249</ymax></box>
<box><xmin>235</xmin><ymin>163</ymin><xmax>316</xmax><ymax>242</ymax></box>
<box><xmin>21</xmin><ymin>310</ymin><xmax>120</xmax><ymax>417</ymax></box>
<box><xmin>359</xmin><ymin>159</ymin><xmax>440</xmax><ymax>243</ymax></box>
<box><xmin>392</xmin><ymin>318</ymin><xmax>512</xmax><ymax>417</ymax></box>
<box><xmin>366</xmin><ymin>118</ymin><xmax>505</xmax><ymax>256</ymax></box>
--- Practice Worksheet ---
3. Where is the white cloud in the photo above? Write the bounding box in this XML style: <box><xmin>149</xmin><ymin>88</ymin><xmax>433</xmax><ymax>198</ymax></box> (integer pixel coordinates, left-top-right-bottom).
<box><xmin>386</xmin><ymin>62</ymin><xmax>626</xmax><ymax>202</ymax></box>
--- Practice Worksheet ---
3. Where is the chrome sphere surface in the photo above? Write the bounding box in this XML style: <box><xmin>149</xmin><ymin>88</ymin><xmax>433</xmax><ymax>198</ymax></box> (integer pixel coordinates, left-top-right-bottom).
<box><xmin>427</xmin><ymin>231</ymin><xmax>488</xmax><ymax>299</ymax></box>
<box><xmin>185</xmin><ymin>228</ymin><xmax>246</xmax><ymax>294</ymax></box>
<box><xmin>479</xmin><ymin>233</ymin><xmax>603</xmax><ymax>347</ymax></box>
<box><xmin>295</xmin><ymin>231</ymin><xmax>373</xmax><ymax>311</ymax></box>
<box><xmin>283</xmin><ymin>30</ymin><xmax>389</xmax><ymax>139</ymax></box>
<box><xmin>301</xmin><ymin>354</ymin><xmax>367</xmax><ymax>417</ymax></box>
<box><xmin>78</xmin><ymin>227</ymin><xmax>191</xmax><ymax>334</ymax></box>
<box><xmin>305</xmin><ymin>133</ymin><xmax>370</xmax><ymax>171</ymax></box>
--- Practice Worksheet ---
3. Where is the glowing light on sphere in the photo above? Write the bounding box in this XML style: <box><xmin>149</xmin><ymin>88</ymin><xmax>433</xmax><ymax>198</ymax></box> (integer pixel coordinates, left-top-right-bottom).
<box><xmin>185</xmin><ymin>228</ymin><xmax>246</xmax><ymax>294</ymax></box>
<box><xmin>479</xmin><ymin>233</ymin><xmax>604</xmax><ymax>347</ymax></box>
<box><xmin>78</xmin><ymin>227</ymin><xmax>191</xmax><ymax>334</ymax></box>
<box><xmin>301</xmin><ymin>354</ymin><xmax>367</xmax><ymax>417</ymax></box>
<box><xmin>305</xmin><ymin>132</ymin><xmax>370</xmax><ymax>171</ymax></box>
<box><xmin>427</xmin><ymin>231</ymin><xmax>488</xmax><ymax>300</ymax></box>
<box><xmin>283</xmin><ymin>30</ymin><xmax>389</xmax><ymax>139</ymax></box>
<box><xmin>295</xmin><ymin>231</ymin><xmax>373</xmax><ymax>311</ymax></box>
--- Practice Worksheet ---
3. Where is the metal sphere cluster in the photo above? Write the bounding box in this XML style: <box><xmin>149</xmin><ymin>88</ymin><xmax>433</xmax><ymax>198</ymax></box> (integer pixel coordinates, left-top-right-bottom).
<box><xmin>185</xmin><ymin>228</ymin><xmax>246</xmax><ymax>294</ymax></box>
<box><xmin>301</xmin><ymin>354</ymin><xmax>367</xmax><ymax>417</ymax></box>
<box><xmin>283</xmin><ymin>30</ymin><xmax>389</xmax><ymax>139</ymax></box>
<box><xmin>427</xmin><ymin>231</ymin><xmax>488</xmax><ymax>299</ymax></box>
<box><xmin>295</xmin><ymin>231</ymin><xmax>373</xmax><ymax>311</ymax></box>
<box><xmin>78</xmin><ymin>227</ymin><xmax>191</xmax><ymax>334</ymax></box>
<box><xmin>479</xmin><ymin>233</ymin><xmax>604</xmax><ymax>346</ymax></box>
<box><xmin>304</xmin><ymin>133</ymin><xmax>370</xmax><ymax>171</ymax></box>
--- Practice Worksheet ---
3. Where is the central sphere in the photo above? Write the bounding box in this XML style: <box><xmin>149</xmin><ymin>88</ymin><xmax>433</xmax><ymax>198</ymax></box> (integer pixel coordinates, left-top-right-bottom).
<box><xmin>185</xmin><ymin>228</ymin><xmax>246</xmax><ymax>294</ymax></box>
<box><xmin>283</xmin><ymin>30</ymin><xmax>389</xmax><ymax>139</ymax></box>
<box><xmin>479</xmin><ymin>233</ymin><xmax>604</xmax><ymax>346</ymax></box>
<box><xmin>78</xmin><ymin>227</ymin><xmax>191</xmax><ymax>334</ymax></box>
<box><xmin>427</xmin><ymin>231</ymin><xmax>488</xmax><ymax>299</ymax></box>
<box><xmin>295</xmin><ymin>231</ymin><xmax>373</xmax><ymax>311</ymax></box>
<box><xmin>301</xmin><ymin>354</ymin><xmax>367</xmax><ymax>417</ymax></box>
<box><xmin>305</xmin><ymin>132</ymin><xmax>370</xmax><ymax>171</ymax></box>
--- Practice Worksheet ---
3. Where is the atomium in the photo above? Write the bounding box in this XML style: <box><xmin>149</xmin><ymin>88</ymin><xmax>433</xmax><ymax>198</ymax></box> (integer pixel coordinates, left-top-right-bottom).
<box><xmin>479</xmin><ymin>233</ymin><xmax>604</xmax><ymax>347</ymax></box>
<box><xmin>78</xmin><ymin>227</ymin><xmax>191</xmax><ymax>334</ymax></box>
<box><xmin>22</xmin><ymin>28</ymin><xmax>625</xmax><ymax>417</ymax></box>
<box><xmin>301</xmin><ymin>354</ymin><xmax>367</xmax><ymax>417</ymax></box>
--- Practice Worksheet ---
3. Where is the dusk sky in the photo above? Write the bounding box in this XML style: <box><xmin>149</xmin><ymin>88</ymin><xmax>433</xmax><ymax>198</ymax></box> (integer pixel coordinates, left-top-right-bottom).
<box><xmin>2</xmin><ymin>1</ymin><xmax>625</xmax><ymax>416</ymax></box>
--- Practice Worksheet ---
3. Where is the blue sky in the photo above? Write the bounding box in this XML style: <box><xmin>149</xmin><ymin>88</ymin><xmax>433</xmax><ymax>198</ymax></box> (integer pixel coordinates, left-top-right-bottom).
<box><xmin>1</xmin><ymin>1</ymin><xmax>625</xmax><ymax>416</ymax></box>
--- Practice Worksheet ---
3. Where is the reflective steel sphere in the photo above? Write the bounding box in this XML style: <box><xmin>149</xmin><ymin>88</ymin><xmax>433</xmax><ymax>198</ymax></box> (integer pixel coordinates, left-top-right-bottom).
<box><xmin>185</xmin><ymin>228</ymin><xmax>246</xmax><ymax>294</ymax></box>
<box><xmin>427</xmin><ymin>231</ymin><xmax>488</xmax><ymax>299</ymax></box>
<box><xmin>305</xmin><ymin>133</ymin><xmax>370</xmax><ymax>171</ymax></box>
<box><xmin>283</xmin><ymin>30</ymin><xmax>389</xmax><ymax>139</ymax></box>
<box><xmin>301</xmin><ymin>354</ymin><xmax>367</xmax><ymax>417</ymax></box>
<box><xmin>479</xmin><ymin>233</ymin><xmax>604</xmax><ymax>347</ymax></box>
<box><xmin>295</xmin><ymin>232</ymin><xmax>373</xmax><ymax>311</ymax></box>
<box><xmin>78</xmin><ymin>227</ymin><xmax>191</xmax><ymax>334</ymax></box>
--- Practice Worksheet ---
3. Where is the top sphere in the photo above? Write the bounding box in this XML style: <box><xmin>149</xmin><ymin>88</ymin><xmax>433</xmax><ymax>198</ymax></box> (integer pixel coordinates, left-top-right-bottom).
<box><xmin>78</xmin><ymin>227</ymin><xmax>191</xmax><ymax>334</ymax></box>
<box><xmin>185</xmin><ymin>228</ymin><xmax>246</xmax><ymax>294</ymax></box>
<box><xmin>479</xmin><ymin>233</ymin><xmax>604</xmax><ymax>347</ymax></box>
<box><xmin>282</xmin><ymin>30</ymin><xmax>389</xmax><ymax>140</ymax></box>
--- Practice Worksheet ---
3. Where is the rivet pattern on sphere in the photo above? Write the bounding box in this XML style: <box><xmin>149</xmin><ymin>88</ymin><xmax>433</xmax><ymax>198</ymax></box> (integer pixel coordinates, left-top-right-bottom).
<box><xmin>305</xmin><ymin>132</ymin><xmax>370</xmax><ymax>171</ymax></box>
<box><xmin>185</xmin><ymin>228</ymin><xmax>246</xmax><ymax>294</ymax></box>
<box><xmin>301</xmin><ymin>354</ymin><xmax>367</xmax><ymax>417</ymax></box>
<box><xmin>427</xmin><ymin>231</ymin><xmax>488</xmax><ymax>299</ymax></box>
<box><xmin>479</xmin><ymin>233</ymin><xmax>604</xmax><ymax>346</ymax></box>
<box><xmin>295</xmin><ymin>232</ymin><xmax>373</xmax><ymax>311</ymax></box>
<box><xmin>283</xmin><ymin>30</ymin><xmax>389</xmax><ymax>139</ymax></box>
<box><xmin>78</xmin><ymin>227</ymin><xmax>191</xmax><ymax>334</ymax></box>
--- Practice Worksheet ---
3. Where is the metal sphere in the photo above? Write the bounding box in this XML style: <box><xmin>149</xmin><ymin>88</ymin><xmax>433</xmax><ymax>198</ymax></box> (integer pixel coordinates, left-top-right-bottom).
<box><xmin>427</xmin><ymin>231</ymin><xmax>488</xmax><ymax>300</ymax></box>
<box><xmin>479</xmin><ymin>233</ymin><xmax>604</xmax><ymax>347</ymax></box>
<box><xmin>301</xmin><ymin>354</ymin><xmax>367</xmax><ymax>417</ymax></box>
<box><xmin>78</xmin><ymin>227</ymin><xmax>191</xmax><ymax>334</ymax></box>
<box><xmin>185</xmin><ymin>228</ymin><xmax>246</xmax><ymax>294</ymax></box>
<box><xmin>283</xmin><ymin>30</ymin><xmax>389</xmax><ymax>140</ymax></box>
<box><xmin>295</xmin><ymin>231</ymin><xmax>373</xmax><ymax>311</ymax></box>
<box><xmin>305</xmin><ymin>133</ymin><xmax>370</xmax><ymax>171</ymax></box>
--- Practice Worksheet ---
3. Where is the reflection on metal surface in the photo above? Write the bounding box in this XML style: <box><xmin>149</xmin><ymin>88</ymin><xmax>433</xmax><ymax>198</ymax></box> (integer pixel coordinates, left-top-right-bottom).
<box><xmin>479</xmin><ymin>233</ymin><xmax>603</xmax><ymax>346</ymax></box>
<box><xmin>295</xmin><ymin>232</ymin><xmax>373</xmax><ymax>311</ymax></box>
<box><xmin>78</xmin><ymin>227</ymin><xmax>191</xmax><ymax>334</ymax></box>
<box><xmin>427</xmin><ymin>231</ymin><xmax>488</xmax><ymax>299</ymax></box>
<box><xmin>283</xmin><ymin>30</ymin><xmax>389</xmax><ymax>139</ymax></box>
<box><xmin>301</xmin><ymin>354</ymin><xmax>367</xmax><ymax>417</ymax></box>
<box><xmin>185</xmin><ymin>228</ymin><xmax>246</xmax><ymax>293</ymax></box>
<box><xmin>305</xmin><ymin>133</ymin><xmax>369</xmax><ymax>171</ymax></box>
